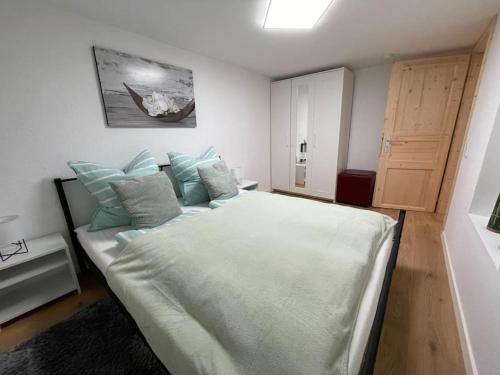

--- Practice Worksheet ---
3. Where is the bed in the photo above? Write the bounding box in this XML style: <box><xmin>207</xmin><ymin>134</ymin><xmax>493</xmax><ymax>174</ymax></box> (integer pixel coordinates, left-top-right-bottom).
<box><xmin>54</xmin><ymin>164</ymin><xmax>405</xmax><ymax>375</ymax></box>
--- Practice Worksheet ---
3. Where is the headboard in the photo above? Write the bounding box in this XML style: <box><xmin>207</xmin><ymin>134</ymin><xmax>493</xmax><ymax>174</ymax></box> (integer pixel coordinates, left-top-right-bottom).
<box><xmin>54</xmin><ymin>164</ymin><xmax>176</xmax><ymax>270</ymax></box>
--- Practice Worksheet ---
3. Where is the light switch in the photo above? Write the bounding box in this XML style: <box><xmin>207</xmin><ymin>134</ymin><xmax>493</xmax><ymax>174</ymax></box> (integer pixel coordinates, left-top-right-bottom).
<box><xmin>463</xmin><ymin>139</ymin><xmax>470</xmax><ymax>159</ymax></box>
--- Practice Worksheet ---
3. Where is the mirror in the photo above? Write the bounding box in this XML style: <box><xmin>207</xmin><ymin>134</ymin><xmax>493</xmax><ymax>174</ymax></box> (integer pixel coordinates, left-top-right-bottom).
<box><xmin>295</xmin><ymin>85</ymin><xmax>309</xmax><ymax>188</ymax></box>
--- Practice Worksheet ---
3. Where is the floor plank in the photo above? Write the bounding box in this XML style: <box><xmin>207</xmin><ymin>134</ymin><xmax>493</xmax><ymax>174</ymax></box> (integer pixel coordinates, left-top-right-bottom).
<box><xmin>0</xmin><ymin>208</ymin><xmax>466</xmax><ymax>375</ymax></box>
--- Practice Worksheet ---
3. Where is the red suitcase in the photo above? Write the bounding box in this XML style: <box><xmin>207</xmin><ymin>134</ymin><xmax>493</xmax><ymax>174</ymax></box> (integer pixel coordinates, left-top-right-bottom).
<box><xmin>336</xmin><ymin>169</ymin><xmax>376</xmax><ymax>207</ymax></box>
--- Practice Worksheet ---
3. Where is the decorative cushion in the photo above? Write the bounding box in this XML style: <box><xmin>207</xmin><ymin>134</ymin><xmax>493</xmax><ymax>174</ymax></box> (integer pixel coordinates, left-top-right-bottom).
<box><xmin>197</xmin><ymin>160</ymin><xmax>238</xmax><ymax>201</ymax></box>
<box><xmin>68</xmin><ymin>150</ymin><xmax>158</xmax><ymax>231</ymax></box>
<box><xmin>167</xmin><ymin>147</ymin><xmax>219</xmax><ymax>206</ymax></box>
<box><xmin>110</xmin><ymin>173</ymin><xmax>182</xmax><ymax>229</ymax></box>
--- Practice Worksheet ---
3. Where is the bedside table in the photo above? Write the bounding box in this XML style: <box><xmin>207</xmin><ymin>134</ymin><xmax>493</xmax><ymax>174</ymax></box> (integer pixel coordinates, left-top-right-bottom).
<box><xmin>237</xmin><ymin>179</ymin><xmax>258</xmax><ymax>191</ymax></box>
<box><xmin>0</xmin><ymin>233</ymin><xmax>80</xmax><ymax>325</ymax></box>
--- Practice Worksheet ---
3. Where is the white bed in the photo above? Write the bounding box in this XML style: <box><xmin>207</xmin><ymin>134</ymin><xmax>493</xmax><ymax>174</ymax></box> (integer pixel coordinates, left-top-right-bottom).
<box><xmin>75</xmin><ymin>204</ymin><xmax>394</xmax><ymax>375</ymax></box>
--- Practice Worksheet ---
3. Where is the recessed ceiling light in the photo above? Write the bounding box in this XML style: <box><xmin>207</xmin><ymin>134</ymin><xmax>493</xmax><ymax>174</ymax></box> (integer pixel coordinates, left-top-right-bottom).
<box><xmin>263</xmin><ymin>0</ymin><xmax>333</xmax><ymax>29</ymax></box>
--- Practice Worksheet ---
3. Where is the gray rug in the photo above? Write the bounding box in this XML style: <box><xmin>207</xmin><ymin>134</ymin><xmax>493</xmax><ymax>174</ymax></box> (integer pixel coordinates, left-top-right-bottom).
<box><xmin>0</xmin><ymin>298</ymin><xmax>169</xmax><ymax>374</ymax></box>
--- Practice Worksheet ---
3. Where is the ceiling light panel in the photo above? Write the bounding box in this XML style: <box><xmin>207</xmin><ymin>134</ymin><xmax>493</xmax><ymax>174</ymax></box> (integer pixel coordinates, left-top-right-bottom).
<box><xmin>264</xmin><ymin>0</ymin><xmax>333</xmax><ymax>29</ymax></box>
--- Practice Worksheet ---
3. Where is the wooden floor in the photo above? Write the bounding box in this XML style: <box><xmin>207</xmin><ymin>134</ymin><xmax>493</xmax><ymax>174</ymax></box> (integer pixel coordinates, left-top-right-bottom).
<box><xmin>373</xmin><ymin>210</ymin><xmax>465</xmax><ymax>375</ymax></box>
<box><xmin>0</xmin><ymin>210</ymin><xmax>465</xmax><ymax>375</ymax></box>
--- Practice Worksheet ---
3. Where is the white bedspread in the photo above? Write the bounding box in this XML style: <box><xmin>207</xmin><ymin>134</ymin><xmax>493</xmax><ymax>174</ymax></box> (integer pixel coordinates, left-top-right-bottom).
<box><xmin>75</xmin><ymin>196</ymin><xmax>394</xmax><ymax>375</ymax></box>
<box><xmin>106</xmin><ymin>193</ymin><xmax>396</xmax><ymax>374</ymax></box>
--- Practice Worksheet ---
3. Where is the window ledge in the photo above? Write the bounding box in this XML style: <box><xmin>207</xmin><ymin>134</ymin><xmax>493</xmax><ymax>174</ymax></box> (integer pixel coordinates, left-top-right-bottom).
<box><xmin>469</xmin><ymin>213</ymin><xmax>500</xmax><ymax>270</ymax></box>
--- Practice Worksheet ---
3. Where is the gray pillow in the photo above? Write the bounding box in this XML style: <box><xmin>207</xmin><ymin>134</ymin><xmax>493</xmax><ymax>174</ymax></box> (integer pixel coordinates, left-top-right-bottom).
<box><xmin>197</xmin><ymin>160</ymin><xmax>238</xmax><ymax>200</ymax></box>
<box><xmin>110</xmin><ymin>172</ymin><xmax>182</xmax><ymax>229</ymax></box>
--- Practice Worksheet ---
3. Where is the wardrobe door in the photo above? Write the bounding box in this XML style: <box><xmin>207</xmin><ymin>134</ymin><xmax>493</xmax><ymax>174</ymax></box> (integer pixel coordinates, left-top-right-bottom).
<box><xmin>271</xmin><ymin>80</ymin><xmax>291</xmax><ymax>191</ymax></box>
<box><xmin>308</xmin><ymin>70</ymin><xmax>344</xmax><ymax>200</ymax></box>
<box><xmin>290</xmin><ymin>77</ymin><xmax>315</xmax><ymax>195</ymax></box>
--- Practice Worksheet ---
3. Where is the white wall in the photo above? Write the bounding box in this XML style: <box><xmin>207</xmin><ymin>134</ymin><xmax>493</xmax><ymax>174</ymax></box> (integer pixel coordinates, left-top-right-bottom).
<box><xmin>0</xmin><ymin>0</ymin><xmax>270</xmax><ymax>243</ymax></box>
<box><xmin>469</xmin><ymin>105</ymin><xmax>500</xmax><ymax>216</ymax></box>
<box><xmin>443</xmin><ymin>18</ymin><xmax>500</xmax><ymax>375</ymax></box>
<box><xmin>347</xmin><ymin>64</ymin><xmax>392</xmax><ymax>170</ymax></box>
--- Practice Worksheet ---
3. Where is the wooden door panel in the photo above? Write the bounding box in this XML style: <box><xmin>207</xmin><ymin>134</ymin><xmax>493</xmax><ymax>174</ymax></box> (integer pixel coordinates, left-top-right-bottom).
<box><xmin>396</xmin><ymin>64</ymin><xmax>457</xmax><ymax>136</ymax></box>
<box><xmin>373</xmin><ymin>55</ymin><xmax>470</xmax><ymax>211</ymax></box>
<box><xmin>381</xmin><ymin>169</ymin><xmax>431</xmax><ymax>208</ymax></box>
<box><xmin>388</xmin><ymin>140</ymin><xmax>440</xmax><ymax>165</ymax></box>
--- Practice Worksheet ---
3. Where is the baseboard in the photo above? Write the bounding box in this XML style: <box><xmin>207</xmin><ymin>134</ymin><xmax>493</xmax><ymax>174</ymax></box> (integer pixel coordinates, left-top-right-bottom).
<box><xmin>441</xmin><ymin>232</ymin><xmax>478</xmax><ymax>375</ymax></box>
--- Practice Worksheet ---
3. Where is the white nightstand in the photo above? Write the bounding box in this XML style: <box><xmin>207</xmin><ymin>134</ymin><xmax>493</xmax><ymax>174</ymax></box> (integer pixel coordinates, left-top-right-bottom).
<box><xmin>238</xmin><ymin>179</ymin><xmax>258</xmax><ymax>191</ymax></box>
<box><xmin>0</xmin><ymin>233</ymin><xmax>80</xmax><ymax>325</ymax></box>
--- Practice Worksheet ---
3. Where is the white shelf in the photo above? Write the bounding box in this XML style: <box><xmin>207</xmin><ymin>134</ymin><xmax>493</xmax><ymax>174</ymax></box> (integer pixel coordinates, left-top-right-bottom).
<box><xmin>0</xmin><ymin>268</ymin><xmax>76</xmax><ymax>324</ymax></box>
<box><xmin>469</xmin><ymin>213</ymin><xmax>500</xmax><ymax>270</ymax></box>
<box><xmin>0</xmin><ymin>256</ymin><xmax>68</xmax><ymax>290</ymax></box>
<box><xmin>0</xmin><ymin>233</ymin><xmax>80</xmax><ymax>325</ymax></box>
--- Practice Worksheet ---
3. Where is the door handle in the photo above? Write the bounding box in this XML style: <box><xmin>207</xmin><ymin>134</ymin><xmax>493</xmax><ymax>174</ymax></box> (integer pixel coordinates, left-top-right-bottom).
<box><xmin>383</xmin><ymin>137</ymin><xmax>391</xmax><ymax>153</ymax></box>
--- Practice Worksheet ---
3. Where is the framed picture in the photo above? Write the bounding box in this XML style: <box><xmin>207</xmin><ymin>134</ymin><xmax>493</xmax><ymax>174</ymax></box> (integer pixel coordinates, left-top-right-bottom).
<box><xmin>93</xmin><ymin>46</ymin><xmax>196</xmax><ymax>128</ymax></box>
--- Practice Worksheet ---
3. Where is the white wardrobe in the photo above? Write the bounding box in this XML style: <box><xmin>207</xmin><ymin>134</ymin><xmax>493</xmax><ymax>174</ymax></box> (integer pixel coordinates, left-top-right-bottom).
<box><xmin>271</xmin><ymin>68</ymin><xmax>354</xmax><ymax>200</ymax></box>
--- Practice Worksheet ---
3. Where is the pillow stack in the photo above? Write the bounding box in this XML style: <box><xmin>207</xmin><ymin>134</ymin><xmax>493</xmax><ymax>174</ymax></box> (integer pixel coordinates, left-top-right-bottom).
<box><xmin>68</xmin><ymin>150</ymin><xmax>159</xmax><ymax>231</ymax></box>
<box><xmin>168</xmin><ymin>146</ymin><xmax>220</xmax><ymax>205</ymax></box>
<box><xmin>69</xmin><ymin>147</ymin><xmax>240</xmax><ymax>233</ymax></box>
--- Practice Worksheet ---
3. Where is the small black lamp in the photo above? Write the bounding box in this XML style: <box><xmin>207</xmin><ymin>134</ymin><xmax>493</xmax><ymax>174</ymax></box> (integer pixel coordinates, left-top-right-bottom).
<box><xmin>0</xmin><ymin>215</ymin><xmax>29</xmax><ymax>262</ymax></box>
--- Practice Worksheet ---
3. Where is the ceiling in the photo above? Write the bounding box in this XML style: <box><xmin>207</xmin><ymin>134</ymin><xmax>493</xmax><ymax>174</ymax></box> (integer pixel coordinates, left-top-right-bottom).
<box><xmin>48</xmin><ymin>0</ymin><xmax>500</xmax><ymax>78</ymax></box>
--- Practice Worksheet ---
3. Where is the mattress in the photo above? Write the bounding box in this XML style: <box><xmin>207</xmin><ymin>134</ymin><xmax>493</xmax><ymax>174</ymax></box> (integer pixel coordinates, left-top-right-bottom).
<box><xmin>75</xmin><ymin>207</ymin><xmax>393</xmax><ymax>375</ymax></box>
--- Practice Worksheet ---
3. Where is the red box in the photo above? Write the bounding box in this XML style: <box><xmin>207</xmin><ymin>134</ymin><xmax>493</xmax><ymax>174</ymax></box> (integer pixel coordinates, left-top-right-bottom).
<box><xmin>336</xmin><ymin>170</ymin><xmax>376</xmax><ymax>207</ymax></box>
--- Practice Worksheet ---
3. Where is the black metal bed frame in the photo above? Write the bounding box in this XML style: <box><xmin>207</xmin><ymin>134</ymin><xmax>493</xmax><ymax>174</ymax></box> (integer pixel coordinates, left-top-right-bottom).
<box><xmin>54</xmin><ymin>169</ymin><xmax>405</xmax><ymax>375</ymax></box>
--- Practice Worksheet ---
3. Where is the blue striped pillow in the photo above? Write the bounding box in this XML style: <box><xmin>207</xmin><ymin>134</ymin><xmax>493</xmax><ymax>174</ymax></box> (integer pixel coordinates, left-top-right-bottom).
<box><xmin>68</xmin><ymin>150</ymin><xmax>158</xmax><ymax>231</ymax></box>
<box><xmin>168</xmin><ymin>147</ymin><xmax>219</xmax><ymax>205</ymax></box>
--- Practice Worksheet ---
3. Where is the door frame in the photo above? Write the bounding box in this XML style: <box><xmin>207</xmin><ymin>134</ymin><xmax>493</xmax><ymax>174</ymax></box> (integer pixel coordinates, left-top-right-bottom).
<box><xmin>436</xmin><ymin>17</ymin><xmax>497</xmax><ymax>219</ymax></box>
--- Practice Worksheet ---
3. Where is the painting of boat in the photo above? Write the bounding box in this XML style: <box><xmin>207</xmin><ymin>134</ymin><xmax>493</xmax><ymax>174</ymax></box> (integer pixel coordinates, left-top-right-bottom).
<box><xmin>93</xmin><ymin>46</ymin><xmax>197</xmax><ymax>128</ymax></box>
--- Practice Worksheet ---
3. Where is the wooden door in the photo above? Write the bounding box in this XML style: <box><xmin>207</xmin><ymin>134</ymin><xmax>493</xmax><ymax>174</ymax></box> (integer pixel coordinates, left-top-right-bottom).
<box><xmin>373</xmin><ymin>55</ymin><xmax>470</xmax><ymax>211</ymax></box>
<box><xmin>271</xmin><ymin>80</ymin><xmax>291</xmax><ymax>191</ymax></box>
